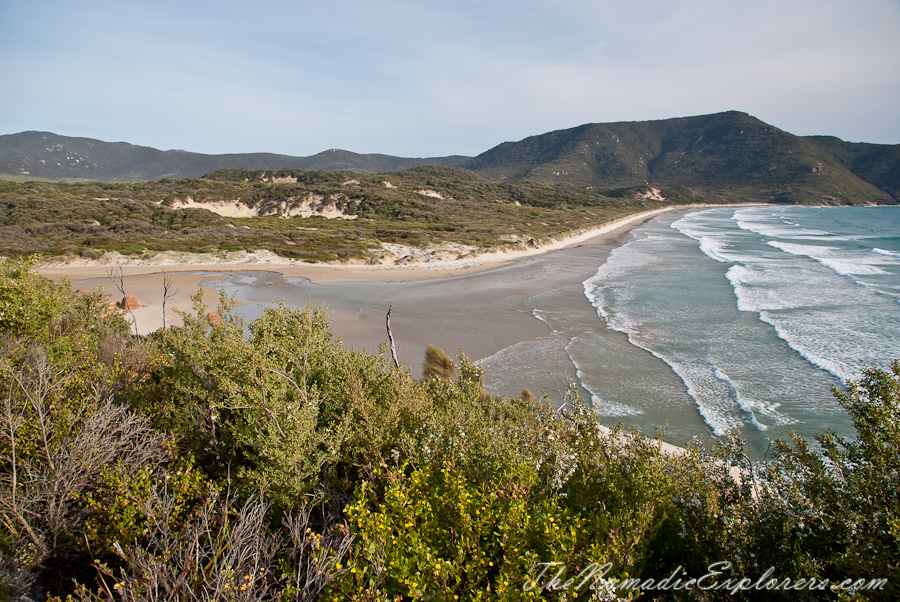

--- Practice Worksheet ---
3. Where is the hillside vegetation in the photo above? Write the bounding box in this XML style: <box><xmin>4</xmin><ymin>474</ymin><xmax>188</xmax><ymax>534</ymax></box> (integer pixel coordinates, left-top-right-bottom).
<box><xmin>3</xmin><ymin>113</ymin><xmax>897</xmax><ymax>210</ymax></box>
<box><xmin>0</xmin><ymin>131</ymin><xmax>469</xmax><ymax>182</ymax></box>
<box><xmin>804</xmin><ymin>135</ymin><xmax>900</xmax><ymax>200</ymax></box>
<box><xmin>462</xmin><ymin>111</ymin><xmax>898</xmax><ymax>205</ymax></box>
<box><xmin>0</xmin><ymin>167</ymin><xmax>723</xmax><ymax>261</ymax></box>
<box><xmin>1</xmin><ymin>257</ymin><xmax>897</xmax><ymax>601</ymax></box>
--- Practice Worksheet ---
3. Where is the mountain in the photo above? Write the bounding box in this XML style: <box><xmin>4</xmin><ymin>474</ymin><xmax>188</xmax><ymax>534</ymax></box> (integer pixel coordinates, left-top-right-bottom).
<box><xmin>462</xmin><ymin>111</ymin><xmax>898</xmax><ymax>204</ymax></box>
<box><xmin>0</xmin><ymin>131</ymin><xmax>470</xmax><ymax>182</ymax></box>
<box><xmin>803</xmin><ymin>135</ymin><xmax>900</xmax><ymax>201</ymax></box>
<box><xmin>3</xmin><ymin>114</ymin><xmax>898</xmax><ymax>205</ymax></box>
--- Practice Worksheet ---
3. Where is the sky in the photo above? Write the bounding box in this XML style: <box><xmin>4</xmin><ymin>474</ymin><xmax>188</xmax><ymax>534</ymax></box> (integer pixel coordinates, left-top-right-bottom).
<box><xmin>2</xmin><ymin>0</ymin><xmax>899</xmax><ymax>157</ymax></box>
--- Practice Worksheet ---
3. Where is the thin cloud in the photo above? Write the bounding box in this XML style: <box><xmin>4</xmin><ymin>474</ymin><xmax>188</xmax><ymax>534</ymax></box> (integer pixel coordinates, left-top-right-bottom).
<box><xmin>0</xmin><ymin>0</ymin><xmax>897</xmax><ymax>156</ymax></box>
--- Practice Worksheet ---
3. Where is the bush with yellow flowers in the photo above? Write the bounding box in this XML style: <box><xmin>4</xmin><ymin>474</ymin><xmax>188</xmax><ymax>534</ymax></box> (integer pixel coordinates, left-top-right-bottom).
<box><xmin>327</xmin><ymin>460</ymin><xmax>640</xmax><ymax>601</ymax></box>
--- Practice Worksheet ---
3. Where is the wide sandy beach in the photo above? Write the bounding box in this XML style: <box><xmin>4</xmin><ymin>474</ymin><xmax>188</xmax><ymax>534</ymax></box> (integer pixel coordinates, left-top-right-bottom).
<box><xmin>39</xmin><ymin>207</ymin><xmax>681</xmax><ymax>338</ymax></box>
<box><xmin>36</xmin><ymin>204</ymin><xmax>769</xmax><ymax>453</ymax></box>
<box><xmin>39</xmin><ymin>204</ymin><xmax>768</xmax><ymax>388</ymax></box>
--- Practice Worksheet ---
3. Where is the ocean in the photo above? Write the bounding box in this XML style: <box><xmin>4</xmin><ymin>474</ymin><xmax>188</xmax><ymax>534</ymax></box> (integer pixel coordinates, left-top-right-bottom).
<box><xmin>553</xmin><ymin>205</ymin><xmax>899</xmax><ymax>453</ymax></box>
<box><xmin>208</xmin><ymin>206</ymin><xmax>900</xmax><ymax>455</ymax></box>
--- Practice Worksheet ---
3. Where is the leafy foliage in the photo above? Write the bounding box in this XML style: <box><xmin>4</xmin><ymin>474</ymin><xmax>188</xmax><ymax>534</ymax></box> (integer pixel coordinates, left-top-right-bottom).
<box><xmin>148</xmin><ymin>294</ymin><xmax>353</xmax><ymax>506</ymax></box>
<box><xmin>0</xmin><ymin>261</ymin><xmax>897</xmax><ymax>601</ymax></box>
<box><xmin>331</xmin><ymin>461</ymin><xmax>637</xmax><ymax>601</ymax></box>
<box><xmin>744</xmin><ymin>363</ymin><xmax>900</xmax><ymax>598</ymax></box>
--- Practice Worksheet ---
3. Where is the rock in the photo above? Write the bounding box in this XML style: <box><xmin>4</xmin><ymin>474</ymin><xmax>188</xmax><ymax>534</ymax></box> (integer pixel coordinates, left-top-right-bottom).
<box><xmin>207</xmin><ymin>311</ymin><xmax>222</xmax><ymax>326</ymax></box>
<box><xmin>117</xmin><ymin>295</ymin><xmax>142</xmax><ymax>310</ymax></box>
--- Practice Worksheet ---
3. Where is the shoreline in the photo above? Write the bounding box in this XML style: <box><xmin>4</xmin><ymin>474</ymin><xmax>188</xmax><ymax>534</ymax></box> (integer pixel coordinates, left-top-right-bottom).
<box><xmin>37</xmin><ymin>204</ymin><xmax>762</xmax><ymax>336</ymax></box>
<box><xmin>38</xmin><ymin>203</ymin><xmax>765</xmax><ymax>281</ymax></box>
<box><xmin>38</xmin><ymin>206</ymin><xmax>678</xmax><ymax>282</ymax></box>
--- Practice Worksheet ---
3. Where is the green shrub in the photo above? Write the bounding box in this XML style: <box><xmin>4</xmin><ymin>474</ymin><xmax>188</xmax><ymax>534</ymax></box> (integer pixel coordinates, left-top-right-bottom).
<box><xmin>0</xmin><ymin>255</ymin><xmax>76</xmax><ymax>341</ymax></box>
<box><xmin>148</xmin><ymin>294</ymin><xmax>425</xmax><ymax>507</ymax></box>
<box><xmin>329</xmin><ymin>461</ymin><xmax>637</xmax><ymax>601</ymax></box>
<box><xmin>740</xmin><ymin>363</ymin><xmax>900</xmax><ymax>600</ymax></box>
<box><xmin>1</xmin><ymin>260</ymin><xmax>898</xmax><ymax>601</ymax></box>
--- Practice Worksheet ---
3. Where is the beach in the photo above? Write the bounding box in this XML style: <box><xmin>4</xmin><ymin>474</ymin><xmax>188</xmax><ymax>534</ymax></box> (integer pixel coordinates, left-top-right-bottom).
<box><xmin>35</xmin><ymin>205</ymin><xmax>707</xmax><ymax>459</ymax></box>
<box><xmin>38</xmin><ymin>206</ymin><xmax>679</xmax><ymax>347</ymax></box>
<box><xmin>37</xmin><ymin>202</ymin><xmax>897</xmax><ymax>453</ymax></box>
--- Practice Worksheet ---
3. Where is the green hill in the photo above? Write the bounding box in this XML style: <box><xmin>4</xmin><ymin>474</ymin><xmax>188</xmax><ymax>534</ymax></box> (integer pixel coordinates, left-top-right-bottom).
<box><xmin>804</xmin><ymin>135</ymin><xmax>900</xmax><ymax>200</ymax></box>
<box><xmin>0</xmin><ymin>131</ymin><xmax>470</xmax><ymax>182</ymax></box>
<box><xmin>463</xmin><ymin>111</ymin><xmax>897</xmax><ymax>205</ymax></box>
<box><xmin>4</xmin><ymin>114</ymin><xmax>897</xmax><ymax>206</ymax></box>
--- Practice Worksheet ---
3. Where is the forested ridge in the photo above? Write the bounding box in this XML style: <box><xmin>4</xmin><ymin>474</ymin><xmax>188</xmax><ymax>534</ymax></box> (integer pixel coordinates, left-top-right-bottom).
<box><xmin>3</xmin><ymin>113</ymin><xmax>898</xmax><ymax>208</ymax></box>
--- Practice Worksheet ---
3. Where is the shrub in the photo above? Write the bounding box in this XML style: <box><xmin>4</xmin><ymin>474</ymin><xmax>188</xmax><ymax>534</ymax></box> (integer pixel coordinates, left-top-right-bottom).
<box><xmin>743</xmin><ymin>363</ymin><xmax>900</xmax><ymax>600</ymax></box>
<box><xmin>0</xmin><ymin>348</ymin><xmax>167</xmax><ymax>593</ymax></box>
<box><xmin>1</xmin><ymin>260</ymin><xmax>898</xmax><ymax>601</ymax></box>
<box><xmin>328</xmin><ymin>461</ymin><xmax>637</xmax><ymax>601</ymax></box>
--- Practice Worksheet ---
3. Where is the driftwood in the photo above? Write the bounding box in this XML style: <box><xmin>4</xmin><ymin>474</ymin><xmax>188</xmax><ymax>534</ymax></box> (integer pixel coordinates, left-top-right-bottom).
<box><xmin>107</xmin><ymin>265</ymin><xmax>139</xmax><ymax>336</ymax></box>
<box><xmin>386</xmin><ymin>306</ymin><xmax>399</xmax><ymax>368</ymax></box>
<box><xmin>161</xmin><ymin>270</ymin><xmax>180</xmax><ymax>330</ymax></box>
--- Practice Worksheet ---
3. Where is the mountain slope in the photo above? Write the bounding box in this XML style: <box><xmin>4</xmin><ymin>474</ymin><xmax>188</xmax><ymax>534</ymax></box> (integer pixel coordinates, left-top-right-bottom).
<box><xmin>0</xmin><ymin>131</ymin><xmax>470</xmax><ymax>182</ymax></box>
<box><xmin>463</xmin><ymin>111</ymin><xmax>896</xmax><ymax>204</ymax></box>
<box><xmin>3</xmin><ymin>115</ymin><xmax>897</xmax><ymax>205</ymax></box>
<box><xmin>804</xmin><ymin>136</ymin><xmax>900</xmax><ymax>201</ymax></box>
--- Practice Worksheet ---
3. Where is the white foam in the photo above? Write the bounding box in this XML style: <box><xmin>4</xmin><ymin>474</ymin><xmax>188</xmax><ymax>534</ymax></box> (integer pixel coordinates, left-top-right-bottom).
<box><xmin>816</xmin><ymin>258</ymin><xmax>889</xmax><ymax>276</ymax></box>
<box><xmin>589</xmin><ymin>395</ymin><xmax>644</xmax><ymax>417</ymax></box>
<box><xmin>585</xmin><ymin>210</ymin><xmax>787</xmax><ymax>435</ymax></box>
<box><xmin>698</xmin><ymin>236</ymin><xmax>732</xmax><ymax>263</ymax></box>
<box><xmin>769</xmin><ymin>241</ymin><xmax>892</xmax><ymax>276</ymax></box>
<box><xmin>581</xmin><ymin>281</ymin><xmax>608</xmax><ymax>320</ymax></box>
<box><xmin>662</xmin><ymin>360</ymin><xmax>746</xmax><ymax>436</ymax></box>
<box><xmin>672</xmin><ymin>211</ymin><xmax>758</xmax><ymax>264</ymax></box>
<box><xmin>727</xmin><ymin>265</ymin><xmax>775</xmax><ymax>312</ymax></box>
<box><xmin>734</xmin><ymin>208</ymin><xmax>834</xmax><ymax>239</ymax></box>
<box><xmin>873</xmin><ymin>248</ymin><xmax>900</xmax><ymax>259</ymax></box>
<box><xmin>714</xmin><ymin>367</ymin><xmax>768</xmax><ymax>431</ymax></box>
<box><xmin>768</xmin><ymin>241</ymin><xmax>835</xmax><ymax>256</ymax></box>
<box><xmin>579</xmin><ymin>315</ymin><xmax>744</xmax><ymax>436</ymax></box>
<box><xmin>584</xmin><ymin>206</ymin><xmax>900</xmax><ymax>441</ymax></box>
<box><xmin>757</xmin><ymin>312</ymin><xmax>854</xmax><ymax>382</ymax></box>
<box><xmin>585</xmin><ymin>239</ymin><xmax>659</xmax><ymax>283</ymax></box>
<box><xmin>583</xmin><ymin>242</ymin><xmax>662</xmax><ymax>324</ymax></box>
<box><xmin>479</xmin><ymin>334</ymin><xmax>578</xmax><ymax>395</ymax></box>
<box><xmin>531</xmin><ymin>309</ymin><xmax>555</xmax><ymax>332</ymax></box>
<box><xmin>724</xmin><ymin>245</ymin><xmax>899</xmax><ymax>384</ymax></box>
<box><xmin>725</xmin><ymin>263</ymin><xmax>813</xmax><ymax>312</ymax></box>
<box><xmin>563</xmin><ymin>339</ymin><xmax>646</xmax><ymax>419</ymax></box>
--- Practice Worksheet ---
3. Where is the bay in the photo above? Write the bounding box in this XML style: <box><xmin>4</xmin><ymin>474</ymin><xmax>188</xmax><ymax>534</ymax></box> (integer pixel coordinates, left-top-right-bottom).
<box><xmin>205</xmin><ymin>206</ymin><xmax>900</xmax><ymax>455</ymax></box>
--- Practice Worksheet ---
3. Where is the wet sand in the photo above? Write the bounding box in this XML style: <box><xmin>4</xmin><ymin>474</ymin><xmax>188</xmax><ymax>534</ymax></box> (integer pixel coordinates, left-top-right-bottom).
<box><xmin>40</xmin><ymin>212</ymin><xmax>658</xmax><ymax>373</ymax></box>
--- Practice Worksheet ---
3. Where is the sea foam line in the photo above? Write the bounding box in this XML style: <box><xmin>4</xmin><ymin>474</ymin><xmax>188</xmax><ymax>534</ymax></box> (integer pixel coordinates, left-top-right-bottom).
<box><xmin>713</xmin><ymin>367</ymin><xmax>767</xmax><ymax>431</ymax></box>
<box><xmin>768</xmin><ymin>241</ymin><xmax>891</xmax><ymax>277</ymax></box>
<box><xmin>582</xmin><ymin>279</ymin><xmax>742</xmax><ymax>436</ymax></box>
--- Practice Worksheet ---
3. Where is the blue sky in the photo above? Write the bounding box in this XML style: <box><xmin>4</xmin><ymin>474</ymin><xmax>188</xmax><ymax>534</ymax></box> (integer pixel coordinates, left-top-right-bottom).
<box><xmin>2</xmin><ymin>0</ymin><xmax>899</xmax><ymax>157</ymax></box>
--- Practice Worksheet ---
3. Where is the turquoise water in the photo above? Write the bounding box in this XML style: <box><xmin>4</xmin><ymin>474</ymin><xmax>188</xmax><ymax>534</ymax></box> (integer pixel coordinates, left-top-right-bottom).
<box><xmin>203</xmin><ymin>206</ymin><xmax>900</xmax><ymax>454</ymax></box>
<box><xmin>573</xmin><ymin>206</ymin><xmax>900</xmax><ymax>452</ymax></box>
